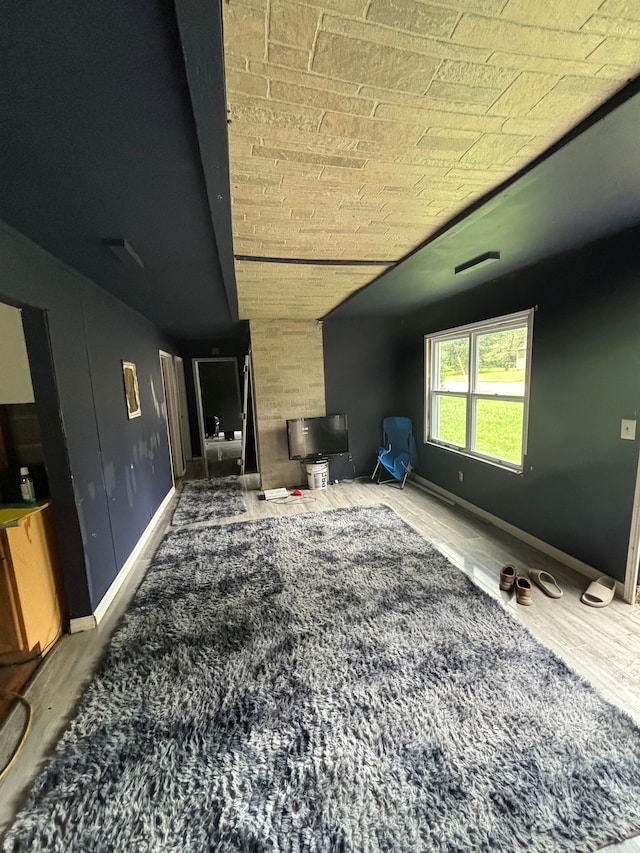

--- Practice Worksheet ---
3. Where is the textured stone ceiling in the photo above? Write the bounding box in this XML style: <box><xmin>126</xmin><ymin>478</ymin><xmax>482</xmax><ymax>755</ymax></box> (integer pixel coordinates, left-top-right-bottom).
<box><xmin>222</xmin><ymin>0</ymin><xmax>640</xmax><ymax>320</ymax></box>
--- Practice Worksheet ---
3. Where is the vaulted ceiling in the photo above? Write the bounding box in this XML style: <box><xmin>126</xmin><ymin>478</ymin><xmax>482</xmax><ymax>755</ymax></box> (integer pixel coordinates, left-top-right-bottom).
<box><xmin>220</xmin><ymin>0</ymin><xmax>640</xmax><ymax>321</ymax></box>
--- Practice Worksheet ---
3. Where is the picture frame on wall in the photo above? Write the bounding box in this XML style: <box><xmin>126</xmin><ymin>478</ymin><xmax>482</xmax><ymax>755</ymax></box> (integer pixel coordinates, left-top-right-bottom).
<box><xmin>122</xmin><ymin>361</ymin><xmax>141</xmax><ymax>419</ymax></box>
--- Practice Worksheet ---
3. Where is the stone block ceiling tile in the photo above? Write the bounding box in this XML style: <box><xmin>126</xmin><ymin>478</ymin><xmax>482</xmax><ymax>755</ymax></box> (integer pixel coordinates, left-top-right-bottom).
<box><xmin>596</xmin><ymin>64</ymin><xmax>640</xmax><ymax>80</ymax></box>
<box><xmin>452</xmin><ymin>14</ymin><xmax>604</xmax><ymax>59</ymax></box>
<box><xmin>312</xmin><ymin>31</ymin><xmax>441</xmax><ymax>92</ymax></box>
<box><xmin>436</xmin><ymin>0</ymin><xmax>508</xmax><ymax>10</ymax></box>
<box><xmin>593</xmin><ymin>0</ymin><xmax>640</xmax><ymax>21</ymax></box>
<box><xmin>269</xmin><ymin>81</ymin><xmax>375</xmax><ymax>116</ymax></box>
<box><xmin>426</xmin><ymin>79</ymin><xmax>504</xmax><ymax>106</ymax></box>
<box><xmin>297</xmin><ymin>0</ymin><xmax>367</xmax><ymax>13</ymax></box>
<box><xmin>500</xmin><ymin>0</ymin><xmax>604</xmax><ymax>29</ymax></box>
<box><xmin>488</xmin><ymin>71</ymin><xmax>560</xmax><ymax>116</ymax></box>
<box><xmin>269</xmin><ymin>0</ymin><xmax>320</xmax><ymax>50</ymax></box>
<box><xmin>366</xmin><ymin>0</ymin><xmax>460</xmax><ymax>39</ymax></box>
<box><xmin>434</xmin><ymin>58</ymin><xmax>518</xmax><ymax>88</ymax></box>
<box><xmin>222</xmin><ymin>0</ymin><xmax>640</xmax><ymax>319</ymax></box>
<box><xmin>223</xmin><ymin>4</ymin><xmax>266</xmax><ymax>61</ymax></box>
<box><xmin>226</xmin><ymin>70</ymin><xmax>269</xmax><ymax>98</ymax></box>
<box><xmin>586</xmin><ymin>36</ymin><xmax>640</xmax><ymax>65</ymax></box>
<box><xmin>417</xmin><ymin>128</ymin><xmax>480</xmax><ymax>153</ymax></box>
<box><xmin>320</xmin><ymin>112</ymin><xmax>424</xmax><ymax>146</ymax></box>
<box><xmin>268</xmin><ymin>43</ymin><xmax>309</xmax><ymax>70</ymax></box>
<box><xmin>486</xmin><ymin>51</ymin><xmax>603</xmax><ymax>76</ymax></box>
<box><xmin>321</xmin><ymin>13</ymin><xmax>492</xmax><ymax>63</ymax></box>
<box><xmin>373</xmin><ymin>101</ymin><xmax>504</xmax><ymax>131</ymax></box>
<box><xmin>228</xmin><ymin>99</ymin><xmax>321</xmax><ymax>132</ymax></box>
<box><xmin>582</xmin><ymin>16</ymin><xmax>640</xmax><ymax>39</ymax></box>
<box><xmin>252</xmin><ymin>146</ymin><xmax>367</xmax><ymax>169</ymax></box>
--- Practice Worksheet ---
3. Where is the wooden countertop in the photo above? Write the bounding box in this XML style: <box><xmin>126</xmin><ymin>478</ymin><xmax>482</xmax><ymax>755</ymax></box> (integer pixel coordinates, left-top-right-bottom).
<box><xmin>0</xmin><ymin>502</ymin><xmax>50</xmax><ymax>528</ymax></box>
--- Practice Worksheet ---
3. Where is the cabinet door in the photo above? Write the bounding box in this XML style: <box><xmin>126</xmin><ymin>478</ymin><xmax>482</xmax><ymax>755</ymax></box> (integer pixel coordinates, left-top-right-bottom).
<box><xmin>0</xmin><ymin>532</ymin><xmax>27</xmax><ymax>653</ymax></box>
<box><xmin>6</xmin><ymin>506</ymin><xmax>62</xmax><ymax>655</ymax></box>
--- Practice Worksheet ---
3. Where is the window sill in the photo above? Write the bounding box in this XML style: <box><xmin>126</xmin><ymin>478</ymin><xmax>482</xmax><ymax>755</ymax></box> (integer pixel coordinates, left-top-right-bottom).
<box><xmin>425</xmin><ymin>439</ymin><xmax>524</xmax><ymax>475</ymax></box>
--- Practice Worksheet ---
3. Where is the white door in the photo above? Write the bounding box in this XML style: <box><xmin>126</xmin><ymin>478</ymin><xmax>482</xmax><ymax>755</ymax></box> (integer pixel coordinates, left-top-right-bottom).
<box><xmin>174</xmin><ymin>357</ymin><xmax>192</xmax><ymax>463</ymax></box>
<box><xmin>160</xmin><ymin>352</ymin><xmax>185</xmax><ymax>478</ymax></box>
<box><xmin>240</xmin><ymin>355</ymin><xmax>249</xmax><ymax>475</ymax></box>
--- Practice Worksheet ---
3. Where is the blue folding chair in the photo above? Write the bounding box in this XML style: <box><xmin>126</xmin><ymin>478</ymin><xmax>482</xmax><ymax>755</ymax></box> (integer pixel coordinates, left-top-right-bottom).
<box><xmin>371</xmin><ymin>417</ymin><xmax>417</xmax><ymax>489</ymax></box>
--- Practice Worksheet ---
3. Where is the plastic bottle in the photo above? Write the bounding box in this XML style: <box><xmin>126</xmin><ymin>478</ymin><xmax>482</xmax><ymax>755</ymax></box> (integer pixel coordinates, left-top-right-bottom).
<box><xmin>19</xmin><ymin>467</ymin><xmax>36</xmax><ymax>505</ymax></box>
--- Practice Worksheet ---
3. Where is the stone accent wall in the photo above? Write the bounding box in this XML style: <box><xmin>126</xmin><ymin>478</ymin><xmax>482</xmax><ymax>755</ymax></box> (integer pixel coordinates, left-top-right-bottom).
<box><xmin>250</xmin><ymin>319</ymin><xmax>325</xmax><ymax>489</ymax></box>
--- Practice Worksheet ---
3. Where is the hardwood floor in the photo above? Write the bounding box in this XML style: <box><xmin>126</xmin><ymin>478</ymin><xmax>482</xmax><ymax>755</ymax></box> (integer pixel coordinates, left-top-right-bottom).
<box><xmin>1</xmin><ymin>474</ymin><xmax>640</xmax><ymax>850</ymax></box>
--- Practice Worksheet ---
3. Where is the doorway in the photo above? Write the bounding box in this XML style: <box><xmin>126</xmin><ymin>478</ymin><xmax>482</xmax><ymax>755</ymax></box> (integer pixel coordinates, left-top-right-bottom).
<box><xmin>193</xmin><ymin>358</ymin><xmax>243</xmax><ymax>478</ymax></box>
<box><xmin>0</xmin><ymin>301</ymin><xmax>70</xmax><ymax>704</ymax></box>
<box><xmin>174</xmin><ymin>357</ymin><xmax>192</xmax><ymax>465</ymax></box>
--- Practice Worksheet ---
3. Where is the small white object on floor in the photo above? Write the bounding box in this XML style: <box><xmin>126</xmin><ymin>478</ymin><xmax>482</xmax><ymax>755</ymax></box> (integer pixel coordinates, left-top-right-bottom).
<box><xmin>263</xmin><ymin>487</ymin><xmax>289</xmax><ymax>501</ymax></box>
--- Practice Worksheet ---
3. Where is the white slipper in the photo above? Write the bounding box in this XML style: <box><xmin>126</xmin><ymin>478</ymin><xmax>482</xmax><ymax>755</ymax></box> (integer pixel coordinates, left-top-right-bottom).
<box><xmin>581</xmin><ymin>575</ymin><xmax>616</xmax><ymax>608</ymax></box>
<box><xmin>528</xmin><ymin>569</ymin><xmax>563</xmax><ymax>598</ymax></box>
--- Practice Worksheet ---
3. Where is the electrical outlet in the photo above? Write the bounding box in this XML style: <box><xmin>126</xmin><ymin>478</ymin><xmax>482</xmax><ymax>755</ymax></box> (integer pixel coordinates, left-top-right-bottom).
<box><xmin>621</xmin><ymin>419</ymin><xmax>636</xmax><ymax>441</ymax></box>
<box><xmin>458</xmin><ymin>471</ymin><xmax>464</xmax><ymax>482</ymax></box>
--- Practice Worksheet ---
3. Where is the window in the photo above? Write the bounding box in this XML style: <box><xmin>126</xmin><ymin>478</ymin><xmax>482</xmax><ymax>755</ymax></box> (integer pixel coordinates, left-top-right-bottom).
<box><xmin>425</xmin><ymin>310</ymin><xmax>533</xmax><ymax>471</ymax></box>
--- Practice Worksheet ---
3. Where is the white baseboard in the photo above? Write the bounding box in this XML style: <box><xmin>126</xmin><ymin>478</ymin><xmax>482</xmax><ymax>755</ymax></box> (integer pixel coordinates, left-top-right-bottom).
<box><xmin>70</xmin><ymin>486</ymin><xmax>176</xmax><ymax>632</ymax></box>
<box><xmin>410</xmin><ymin>474</ymin><xmax>625</xmax><ymax>600</ymax></box>
<box><xmin>69</xmin><ymin>615</ymin><xmax>97</xmax><ymax>634</ymax></box>
<box><xmin>93</xmin><ymin>486</ymin><xmax>176</xmax><ymax>624</ymax></box>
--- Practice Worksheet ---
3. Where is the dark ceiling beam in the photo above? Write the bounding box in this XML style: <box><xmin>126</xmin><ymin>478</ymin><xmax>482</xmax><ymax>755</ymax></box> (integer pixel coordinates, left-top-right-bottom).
<box><xmin>234</xmin><ymin>255</ymin><xmax>396</xmax><ymax>267</ymax></box>
<box><xmin>174</xmin><ymin>0</ymin><xmax>238</xmax><ymax>323</ymax></box>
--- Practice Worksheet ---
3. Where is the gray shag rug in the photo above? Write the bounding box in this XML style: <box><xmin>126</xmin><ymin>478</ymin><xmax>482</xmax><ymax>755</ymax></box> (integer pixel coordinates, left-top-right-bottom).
<box><xmin>5</xmin><ymin>504</ymin><xmax>640</xmax><ymax>852</ymax></box>
<box><xmin>171</xmin><ymin>476</ymin><xmax>246</xmax><ymax>525</ymax></box>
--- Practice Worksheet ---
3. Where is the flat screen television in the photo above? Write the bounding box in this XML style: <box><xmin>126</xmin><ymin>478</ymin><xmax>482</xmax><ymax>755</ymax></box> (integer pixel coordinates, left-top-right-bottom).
<box><xmin>286</xmin><ymin>414</ymin><xmax>349</xmax><ymax>461</ymax></box>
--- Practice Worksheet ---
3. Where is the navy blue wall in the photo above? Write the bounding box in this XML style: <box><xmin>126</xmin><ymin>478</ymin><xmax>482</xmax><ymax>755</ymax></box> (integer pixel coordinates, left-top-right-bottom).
<box><xmin>81</xmin><ymin>285</ymin><xmax>174</xmax><ymax>601</ymax></box>
<box><xmin>396</xmin><ymin>226</ymin><xmax>640</xmax><ymax>581</ymax></box>
<box><xmin>0</xmin><ymin>221</ymin><xmax>175</xmax><ymax>615</ymax></box>
<box><xmin>323</xmin><ymin>318</ymin><xmax>401</xmax><ymax>477</ymax></box>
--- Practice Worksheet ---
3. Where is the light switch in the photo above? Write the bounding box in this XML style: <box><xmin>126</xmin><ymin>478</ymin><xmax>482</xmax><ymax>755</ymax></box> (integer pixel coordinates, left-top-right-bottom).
<box><xmin>621</xmin><ymin>419</ymin><xmax>636</xmax><ymax>440</ymax></box>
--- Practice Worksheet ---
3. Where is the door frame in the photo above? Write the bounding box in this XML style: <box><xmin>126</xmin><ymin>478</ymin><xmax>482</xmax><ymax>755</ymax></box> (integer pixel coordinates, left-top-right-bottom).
<box><xmin>159</xmin><ymin>351</ymin><xmax>185</xmax><ymax>480</ymax></box>
<box><xmin>240</xmin><ymin>356</ymin><xmax>249</xmax><ymax>475</ymax></box>
<box><xmin>19</xmin><ymin>305</ymin><xmax>93</xmax><ymax>619</ymax></box>
<box><xmin>174</xmin><ymin>356</ymin><xmax>192</xmax><ymax>463</ymax></box>
<box><xmin>193</xmin><ymin>357</ymin><xmax>241</xmax><ymax>478</ymax></box>
<box><xmin>624</xmin><ymin>446</ymin><xmax>640</xmax><ymax>603</ymax></box>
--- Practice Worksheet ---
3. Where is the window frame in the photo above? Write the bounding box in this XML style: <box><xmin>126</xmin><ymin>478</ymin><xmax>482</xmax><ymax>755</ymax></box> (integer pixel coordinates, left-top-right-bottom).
<box><xmin>424</xmin><ymin>309</ymin><xmax>534</xmax><ymax>473</ymax></box>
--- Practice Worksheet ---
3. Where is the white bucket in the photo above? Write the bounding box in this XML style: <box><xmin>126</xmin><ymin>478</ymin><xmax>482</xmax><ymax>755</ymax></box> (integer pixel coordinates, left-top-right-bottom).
<box><xmin>305</xmin><ymin>461</ymin><xmax>328</xmax><ymax>490</ymax></box>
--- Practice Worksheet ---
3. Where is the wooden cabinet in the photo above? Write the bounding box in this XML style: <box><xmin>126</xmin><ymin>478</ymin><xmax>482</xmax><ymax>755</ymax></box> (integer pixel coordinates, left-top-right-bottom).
<box><xmin>0</xmin><ymin>502</ymin><xmax>63</xmax><ymax>659</ymax></box>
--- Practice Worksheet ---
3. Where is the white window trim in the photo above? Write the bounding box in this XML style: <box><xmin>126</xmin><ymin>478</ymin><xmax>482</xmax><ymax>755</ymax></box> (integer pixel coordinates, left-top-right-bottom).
<box><xmin>424</xmin><ymin>308</ymin><xmax>534</xmax><ymax>473</ymax></box>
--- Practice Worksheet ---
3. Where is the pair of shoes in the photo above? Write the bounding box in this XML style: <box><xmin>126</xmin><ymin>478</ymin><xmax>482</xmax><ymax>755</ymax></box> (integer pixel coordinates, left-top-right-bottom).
<box><xmin>499</xmin><ymin>565</ymin><xmax>533</xmax><ymax>605</ymax></box>
<box><xmin>581</xmin><ymin>575</ymin><xmax>615</xmax><ymax>608</ymax></box>
<box><xmin>529</xmin><ymin>569</ymin><xmax>563</xmax><ymax>598</ymax></box>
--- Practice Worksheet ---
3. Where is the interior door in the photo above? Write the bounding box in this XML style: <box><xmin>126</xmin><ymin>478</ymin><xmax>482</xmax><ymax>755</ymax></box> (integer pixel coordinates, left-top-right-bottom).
<box><xmin>240</xmin><ymin>355</ymin><xmax>249</xmax><ymax>475</ymax></box>
<box><xmin>159</xmin><ymin>352</ymin><xmax>185</xmax><ymax>479</ymax></box>
<box><xmin>0</xmin><ymin>532</ymin><xmax>26</xmax><ymax>653</ymax></box>
<box><xmin>193</xmin><ymin>357</ymin><xmax>242</xmax><ymax>478</ymax></box>
<box><xmin>174</xmin><ymin>357</ymin><xmax>192</xmax><ymax>463</ymax></box>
